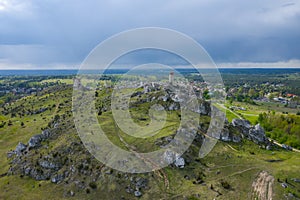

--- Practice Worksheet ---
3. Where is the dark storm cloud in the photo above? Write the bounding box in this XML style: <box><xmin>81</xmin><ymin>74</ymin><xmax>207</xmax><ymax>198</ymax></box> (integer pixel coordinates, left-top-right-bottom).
<box><xmin>0</xmin><ymin>0</ymin><xmax>299</xmax><ymax>68</ymax></box>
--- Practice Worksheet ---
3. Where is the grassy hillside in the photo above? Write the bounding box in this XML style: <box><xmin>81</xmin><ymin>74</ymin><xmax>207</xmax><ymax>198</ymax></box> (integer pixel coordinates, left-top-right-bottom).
<box><xmin>0</xmin><ymin>79</ymin><xmax>299</xmax><ymax>199</ymax></box>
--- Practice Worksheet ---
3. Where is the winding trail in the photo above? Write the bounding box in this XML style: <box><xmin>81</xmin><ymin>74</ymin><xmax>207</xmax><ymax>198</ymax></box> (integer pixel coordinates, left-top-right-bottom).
<box><xmin>269</xmin><ymin>138</ymin><xmax>300</xmax><ymax>153</ymax></box>
<box><xmin>216</xmin><ymin>103</ymin><xmax>242</xmax><ymax>119</ymax></box>
<box><xmin>113</xmin><ymin>123</ymin><xmax>170</xmax><ymax>189</ymax></box>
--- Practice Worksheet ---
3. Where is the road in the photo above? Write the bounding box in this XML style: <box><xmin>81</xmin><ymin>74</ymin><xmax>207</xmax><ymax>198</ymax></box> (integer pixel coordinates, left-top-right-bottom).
<box><xmin>216</xmin><ymin>103</ymin><xmax>242</xmax><ymax>119</ymax></box>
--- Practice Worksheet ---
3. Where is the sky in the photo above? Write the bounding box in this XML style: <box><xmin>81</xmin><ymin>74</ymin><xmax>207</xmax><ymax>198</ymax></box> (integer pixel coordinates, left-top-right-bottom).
<box><xmin>0</xmin><ymin>0</ymin><xmax>300</xmax><ymax>69</ymax></box>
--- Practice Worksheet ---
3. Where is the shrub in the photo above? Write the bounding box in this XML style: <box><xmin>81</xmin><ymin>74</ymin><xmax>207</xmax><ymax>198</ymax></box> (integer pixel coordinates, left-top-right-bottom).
<box><xmin>220</xmin><ymin>180</ymin><xmax>231</xmax><ymax>189</ymax></box>
<box><xmin>89</xmin><ymin>182</ymin><xmax>97</xmax><ymax>189</ymax></box>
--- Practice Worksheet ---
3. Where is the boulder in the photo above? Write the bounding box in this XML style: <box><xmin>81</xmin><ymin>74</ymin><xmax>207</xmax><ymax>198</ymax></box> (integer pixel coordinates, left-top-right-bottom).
<box><xmin>28</xmin><ymin>134</ymin><xmax>43</xmax><ymax>148</ymax></box>
<box><xmin>231</xmin><ymin>119</ymin><xmax>269</xmax><ymax>144</ymax></box>
<box><xmin>125</xmin><ymin>187</ymin><xmax>134</xmax><ymax>194</ymax></box>
<box><xmin>134</xmin><ymin>191</ymin><xmax>142</xmax><ymax>197</ymax></box>
<box><xmin>291</xmin><ymin>178</ymin><xmax>300</xmax><ymax>183</ymax></box>
<box><xmin>134</xmin><ymin>177</ymin><xmax>148</xmax><ymax>190</ymax></box>
<box><xmin>39</xmin><ymin>160</ymin><xmax>61</xmax><ymax>170</ymax></box>
<box><xmin>248</xmin><ymin>124</ymin><xmax>268</xmax><ymax>143</ymax></box>
<box><xmin>162</xmin><ymin>150</ymin><xmax>185</xmax><ymax>168</ymax></box>
<box><xmin>174</xmin><ymin>157</ymin><xmax>185</xmax><ymax>168</ymax></box>
<box><xmin>219</xmin><ymin>126</ymin><xmax>241</xmax><ymax>143</ymax></box>
<box><xmin>232</xmin><ymin>135</ymin><xmax>242</xmax><ymax>143</ymax></box>
<box><xmin>29</xmin><ymin>168</ymin><xmax>51</xmax><ymax>181</ymax></box>
<box><xmin>168</xmin><ymin>103</ymin><xmax>179</xmax><ymax>111</ymax></box>
<box><xmin>41</xmin><ymin>130</ymin><xmax>51</xmax><ymax>140</ymax></box>
<box><xmin>162</xmin><ymin>150</ymin><xmax>177</xmax><ymax>165</ymax></box>
<box><xmin>24</xmin><ymin>167</ymin><xmax>32</xmax><ymax>175</ymax></box>
<box><xmin>51</xmin><ymin>174</ymin><xmax>64</xmax><ymax>184</ymax></box>
<box><xmin>220</xmin><ymin>128</ymin><xmax>231</xmax><ymax>142</ymax></box>
<box><xmin>196</xmin><ymin>101</ymin><xmax>211</xmax><ymax>115</ymax></box>
<box><xmin>282</xmin><ymin>144</ymin><xmax>292</xmax><ymax>151</ymax></box>
<box><xmin>231</xmin><ymin>119</ymin><xmax>251</xmax><ymax>130</ymax></box>
<box><xmin>15</xmin><ymin>142</ymin><xmax>27</xmax><ymax>155</ymax></box>
<box><xmin>70</xmin><ymin>191</ymin><xmax>75</xmax><ymax>196</ymax></box>
<box><xmin>154</xmin><ymin>135</ymin><xmax>174</xmax><ymax>147</ymax></box>
<box><xmin>32</xmin><ymin>107</ymin><xmax>48</xmax><ymax>115</ymax></box>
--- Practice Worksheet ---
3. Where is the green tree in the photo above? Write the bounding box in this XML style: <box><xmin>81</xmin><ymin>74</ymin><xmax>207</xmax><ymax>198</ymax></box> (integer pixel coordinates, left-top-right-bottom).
<box><xmin>248</xmin><ymin>88</ymin><xmax>256</xmax><ymax>98</ymax></box>
<box><xmin>203</xmin><ymin>89</ymin><xmax>210</xmax><ymax>100</ymax></box>
<box><xmin>259</xmin><ymin>90</ymin><xmax>264</xmax><ymax>98</ymax></box>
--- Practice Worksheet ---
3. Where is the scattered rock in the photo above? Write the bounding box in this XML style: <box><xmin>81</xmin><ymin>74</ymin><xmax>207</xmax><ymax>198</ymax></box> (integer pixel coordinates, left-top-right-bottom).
<box><xmin>39</xmin><ymin>160</ymin><xmax>61</xmax><ymax>170</ymax></box>
<box><xmin>231</xmin><ymin>119</ymin><xmax>269</xmax><ymax>144</ymax></box>
<box><xmin>29</xmin><ymin>168</ymin><xmax>51</xmax><ymax>180</ymax></box>
<box><xmin>291</xmin><ymin>178</ymin><xmax>300</xmax><ymax>183</ymax></box>
<box><xmin>125</xmin><ymin>186</ymin><xmax>134</xmax><ymax>194</ymax></box>
<box><xmin>285</xmin><ymin>193</ymin><xmax>296</xmax><ymax>199</ymax></box>
<box><xmin>103</xmin><ymin>167</ymin><xmax>113</xmax><ymax>175</ymax></box>
<box><xmin>134</xmin><ymin>190</ymin><xmax>142</xmax><ymax>197</ymax></box>
<box><xmin>219</xmin><ymin>128</ymin><xmax>231</xmax><ymax>142</ymax></box>
<box><xmin>162</xmin><ymin>150</ymin><xmax>179</xmax><ymax>165</ymax></box>
<box><xmin>248</xmin><ymin>124</ymin><xmax>268</xmax><ymax>144</ymax></box>
<box><xmin>168</xmin><ymin>103</ymin><xmax>179</xmax><ymax>111</ymax></box>
<box><xmin>193</xmin><ymin>178</ymin><xmax>204</xmax><ymax>185</ymax></box>
<box><xmin>193</xmin><ymin>101</ymin><xmax>211</xmax><ymax>115</ymax></box>
<box><xmin>51</xmin><ymin>174</ymin><xmax>64</xmax><ymax>184</ymax></box>
<box><xmin>28</xmin><ymin>135</ymin><xmax>43</xmax><ymax>148</ymax></box>
<box><xmin>33</xmin><ymin>107</ymin><xmax>48</xmax><ymax>115</ymax></box>
<box><xmin>41</xmin><ymin>130</ymin><xmax>51</xmax><ymax>139</ymax></box>
<box><xmin>135</xmin><ymin>177</ymin><xmax>148</xmax><ymax>190</ymax></box>
<box><xmin>232</xmin><ymin>119</ymin><xmax>251</xmax><ymax>134</ymax></box>
<box><xmin>24</xmin><ymin>167</ymin><xmax>31</xmax><ymax>175</ymax></box>
<box><xmin>219</xmin><ymin>125</ymin><xmax>241</xmax><ymax>143</ymax></box>
<box><xmin>14</xmin><ymin>142</ymin><xmax>27</xmax><ymax>155</ymax></box>
<box><xmin>70</xmin><ymin>190</ymin><xmax>75</xmax><ymax>196</ymax></box>
<box><xmin>282</xmin><ymin>144</ymin><xmax>293</xmax><ymax>151</ymax></box>
<box><xmin>174</xmin><ymin>157</ymin><xmax>185</xmax><ymax>168</ymax></box>
<box><xmin>155</xmin><ymin>135</ymin><xmax>174</xmax><ymax>147</ymax></box>
<box><xmin>6</xmin><ymin>151</ymin><xmax>15</xmax><ymax>158</ymax></box>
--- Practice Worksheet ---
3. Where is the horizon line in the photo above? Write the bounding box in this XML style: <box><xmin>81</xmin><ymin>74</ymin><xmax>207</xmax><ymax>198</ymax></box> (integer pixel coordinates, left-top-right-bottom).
<box><xmin>1</xmin><ymin>67</ymin><xmax>300</xmax><ymax>70</ymax></box>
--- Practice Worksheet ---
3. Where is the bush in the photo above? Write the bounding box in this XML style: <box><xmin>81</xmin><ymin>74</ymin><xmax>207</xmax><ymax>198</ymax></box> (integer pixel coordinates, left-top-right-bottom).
<box><xmin>89</xmin><ymin>182</ymin><xmax>97</xmax><ymax>189</ymax></box>
<box><xmin>220</xmin><ymin>180</ymin><xmax>231</xmax><ymax>189</ymax></box>
<box><xmin>8</xmin><ymin>120</ymin><xmax>13</xmax><ymax>126</ymax></box>
<box><xmin>0</xmin><ymin>121</ymin><xmax>6</xmax><ymax>128</ymax></box>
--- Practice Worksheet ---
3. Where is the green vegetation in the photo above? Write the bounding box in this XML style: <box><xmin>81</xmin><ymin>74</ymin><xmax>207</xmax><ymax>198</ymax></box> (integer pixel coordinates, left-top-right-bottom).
<box><xmin>0</xmin><ymin>72</ymin><xmax>300</xmax><ymax>200</ymax></box>
<box><xmin>258</xmin><ymin>112</ymin><xmax>300</xmax><ymax>149</ymax></box>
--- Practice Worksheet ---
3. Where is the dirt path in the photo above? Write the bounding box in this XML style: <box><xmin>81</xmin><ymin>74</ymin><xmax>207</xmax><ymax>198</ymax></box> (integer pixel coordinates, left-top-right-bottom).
<box><xmin>113</xmin><ymin>124</ymin><xmax>170</xmax><ymax>189</ymax></box>
<box><xmin>269</xmin><ymin>138</ymin><xmax>300</xmax><ymax>153</ymax></box>
<box><xmin>252</xmin><ymin>171</ymin><xmax>274</xmax><ymax>200</ymax></box>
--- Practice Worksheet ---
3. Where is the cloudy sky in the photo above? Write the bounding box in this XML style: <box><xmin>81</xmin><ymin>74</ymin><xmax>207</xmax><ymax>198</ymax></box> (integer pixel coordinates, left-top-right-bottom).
<box><xmin>0</xmin><ymin>0</ymin><xmax>299</xmax><ymax>69</ymax></box>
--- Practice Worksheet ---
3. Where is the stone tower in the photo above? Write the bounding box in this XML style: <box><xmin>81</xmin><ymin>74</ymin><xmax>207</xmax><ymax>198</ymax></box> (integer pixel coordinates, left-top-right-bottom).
<box><xmin>169</xmin><ymin>71</ymin><xmax>174</xmax><ymax>85</ymax></box>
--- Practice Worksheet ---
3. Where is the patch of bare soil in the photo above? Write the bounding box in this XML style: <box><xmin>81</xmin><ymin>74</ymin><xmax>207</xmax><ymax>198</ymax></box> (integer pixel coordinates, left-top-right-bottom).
<box><xmin>252</xmin><ymin>171</ymin><xmax>274</xmax><ymax>200</ymax></box>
